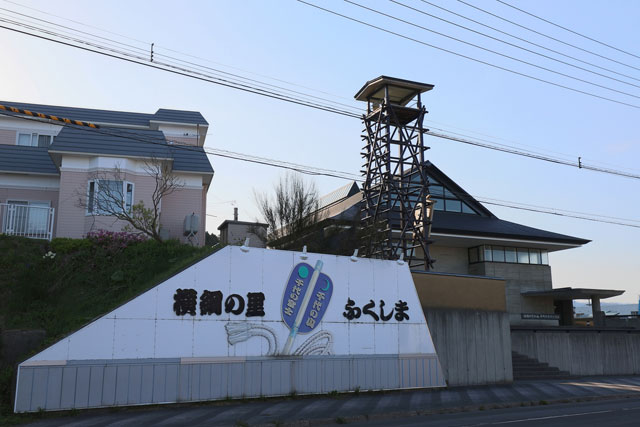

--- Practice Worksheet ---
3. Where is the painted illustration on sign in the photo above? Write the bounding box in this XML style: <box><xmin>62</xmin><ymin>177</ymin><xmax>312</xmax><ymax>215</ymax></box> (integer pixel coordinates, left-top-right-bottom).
<box><xmin>223</xmin><ymin>260</ymin><xmax>335</xmax><ymax>356</ymax></box>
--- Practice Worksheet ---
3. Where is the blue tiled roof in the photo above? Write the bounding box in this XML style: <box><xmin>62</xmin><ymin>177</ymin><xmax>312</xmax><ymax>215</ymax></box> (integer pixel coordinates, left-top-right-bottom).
<box><xmin>0</xmin><ymin>145</ymin><xmax>58</xmax><ymax>175</ymax></box>
<box><xmin>170</xmin><ymin>145</ymin><xmax>214</xmax><ymax>174</ymax></box>
<box><xmin>50</xmin><ymin>127</ymin><xmax>172</xmax><ymax>159</ymax></box>
<box><xmin>47</xmin><ymin>126</ymin><xmax>213</xmax><ymax>175</ymax></box>
<box><xmin>153</xmin><ymin>109</ymin><xmax>208</xmax><ymax>126</ymax></box>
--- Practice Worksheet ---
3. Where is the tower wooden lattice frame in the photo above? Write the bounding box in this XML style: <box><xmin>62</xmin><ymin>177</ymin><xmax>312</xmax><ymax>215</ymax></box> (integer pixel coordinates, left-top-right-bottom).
<box><xmin>356</xmin><ymin>77</ymin><xmax>435</xmax><ymax>270</ymax></box>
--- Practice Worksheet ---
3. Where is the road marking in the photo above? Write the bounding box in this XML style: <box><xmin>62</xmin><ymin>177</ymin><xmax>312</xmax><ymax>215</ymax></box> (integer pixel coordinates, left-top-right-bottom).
<box><xmin>491</xmin><ymin>409</ymin><xmax>613</xmax><ymax>424</ymax></box>
<box><xmin>459</xmin><ymin>405</ymin><xmax>640</xmax><ymax>426</ymax></box>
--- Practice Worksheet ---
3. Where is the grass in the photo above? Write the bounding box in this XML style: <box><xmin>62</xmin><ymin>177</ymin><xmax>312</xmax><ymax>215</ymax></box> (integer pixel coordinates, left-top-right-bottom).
<box><xmin>0</xmin><ymin>234</ymin><xmax>216</xmax><ymax>421</ymax></box>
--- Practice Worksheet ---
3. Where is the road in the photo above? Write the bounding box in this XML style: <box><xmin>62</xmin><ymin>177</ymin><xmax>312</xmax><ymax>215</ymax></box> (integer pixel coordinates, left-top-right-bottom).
<box><xmin>23</xmin><ymin>376</ymin><xmax>640</xmax><ymax>426</ymax></box>
<box><xmin>354</xmin><ymin>397</ymin><xmax>640</xmax><ymax>426</ymax></box>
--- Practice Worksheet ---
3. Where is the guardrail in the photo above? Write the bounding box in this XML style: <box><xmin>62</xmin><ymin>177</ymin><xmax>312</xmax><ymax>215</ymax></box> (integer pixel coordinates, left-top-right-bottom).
<box><xmin>0</xmin><ymin>203</ymin><xmax>55</xmax><ymax>241</ymax></box>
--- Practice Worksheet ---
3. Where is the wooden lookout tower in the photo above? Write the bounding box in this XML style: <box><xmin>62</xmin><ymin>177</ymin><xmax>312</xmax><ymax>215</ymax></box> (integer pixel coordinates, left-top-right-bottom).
<box><xmin>355</xmin><ymin>76</ymin><xmax>435</xmax><ymax>270</ymax></box>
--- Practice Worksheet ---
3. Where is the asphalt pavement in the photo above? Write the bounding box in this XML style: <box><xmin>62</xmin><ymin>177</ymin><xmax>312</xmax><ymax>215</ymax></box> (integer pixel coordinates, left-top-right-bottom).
<box><xmin>22</xmin><ymin>375</ymin><xmax>640</xmax><ymax>426</ymax></box>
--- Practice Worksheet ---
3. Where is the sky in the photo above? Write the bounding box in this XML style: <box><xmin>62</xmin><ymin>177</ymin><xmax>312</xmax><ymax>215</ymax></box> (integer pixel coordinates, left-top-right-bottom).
<box><xmin>0</xmin><ymin>0</ymin><xmax>639</xmax><ymax>302</ymax></box>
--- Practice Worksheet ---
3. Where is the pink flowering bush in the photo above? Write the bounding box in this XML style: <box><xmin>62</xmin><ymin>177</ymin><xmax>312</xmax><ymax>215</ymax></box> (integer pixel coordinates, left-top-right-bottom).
<box><xmin>86</xmin><ymin>230</ymin><xmax>146</xmax><ymax>251</ymax></box>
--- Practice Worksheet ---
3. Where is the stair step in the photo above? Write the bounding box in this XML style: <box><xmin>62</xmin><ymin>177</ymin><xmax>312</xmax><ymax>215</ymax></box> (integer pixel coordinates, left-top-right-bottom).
<box><xmin>513</xmin><ymin>361</ymin><xmax>550</xmax><ymax>367</ymax></box>
<box><xmin>513</xmin><ymin>368</ymin><xmax>563</xmax><ymax>375</ymax></box>
<box><xmin>511</xmin><ymin>351</ymin><xmax>570</xmax><ymax>380</ymax></box>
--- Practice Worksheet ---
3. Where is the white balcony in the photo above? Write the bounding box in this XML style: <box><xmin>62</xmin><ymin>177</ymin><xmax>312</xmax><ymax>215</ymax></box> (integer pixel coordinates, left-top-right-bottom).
<box><xmin>0</xmin><ymin>202</ymin><xmax>55</xmax><ymax>241</ymax></box>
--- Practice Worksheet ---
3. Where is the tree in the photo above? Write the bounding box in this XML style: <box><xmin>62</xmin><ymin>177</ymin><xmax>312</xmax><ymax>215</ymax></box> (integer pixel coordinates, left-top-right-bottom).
<box><xmin>254</xmin><ymin>173</ymin><xmax>319</xmax><ymax>245</ymax></box>
<box><xmin>205</xmin><ymin>232</ymin><xmax>219</xmax><ymax>246</ymax></box>
<box><xmin>77</xmin><ymin>158</ymin><xmax>184</xmax><ymax>242</ymax></box>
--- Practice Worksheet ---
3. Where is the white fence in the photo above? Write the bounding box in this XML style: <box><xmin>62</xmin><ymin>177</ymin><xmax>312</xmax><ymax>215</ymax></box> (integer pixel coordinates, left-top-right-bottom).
<box><xmin>0</xmin><ymin>203</ymin><xmax>55</xmax><ymax>241</ymax></box>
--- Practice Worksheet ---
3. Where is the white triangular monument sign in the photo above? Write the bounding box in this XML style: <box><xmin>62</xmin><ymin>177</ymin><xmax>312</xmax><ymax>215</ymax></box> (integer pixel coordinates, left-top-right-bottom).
<box><xmin>15</xmin><ymin>247</ymin><xmax>445</xmax><ymax>412</ymax></box>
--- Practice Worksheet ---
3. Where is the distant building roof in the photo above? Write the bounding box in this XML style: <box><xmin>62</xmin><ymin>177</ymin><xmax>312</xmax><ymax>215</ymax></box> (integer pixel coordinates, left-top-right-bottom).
<box><xmin>318</xmin><ymin>181</ymin><xmax>360</xmax><ymax>210</ymax></box>
<box><xmin>0</xmin><ymin>100</ymin><xmax>208</xmax><ymax>127</ymax></box>
<box><xmin>217</xmin><ymin>220</ymin><xmax>268</xmax><ymax>231</ymax></box>
<box><xmin>0</xmin><ymin>145</ymin><xmax>58</xmax><ymax>175</ymax></box>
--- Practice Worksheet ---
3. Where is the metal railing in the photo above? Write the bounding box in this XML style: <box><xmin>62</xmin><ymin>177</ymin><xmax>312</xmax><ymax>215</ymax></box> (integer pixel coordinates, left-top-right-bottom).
<box><xmin>0</xmin><ymin>203</ymin><xmax>55</xmax><ymax>241</ymax></box>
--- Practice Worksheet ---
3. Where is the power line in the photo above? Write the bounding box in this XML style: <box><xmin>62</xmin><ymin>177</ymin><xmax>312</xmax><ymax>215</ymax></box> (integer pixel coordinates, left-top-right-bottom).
<box><xmin>3</xmin><ymin>5</ymin><xmax>640</xmax><ymax>178</ymax></box>
<box><xmin>478</xmin><ymin>199</ymin><xmax>640</xmax><ymax>229</ymax></box>
<box><xmin>0</xmin><ymin>21</ymin><xmax>361</xmax><ymax>119</ymax></box>
<box><xmin>475</xmin><ymin>196</ymin><xmax>640</xmax><ymax>224</ymax></box>
<box><xmin>2</xmin><ymin>9</ymin><xmax>640</xmax><ymax>181</ymax></box>
<box><xmin>390</xmin><ymin>0</ymin><xmax>640</xmax><ymax>90</ymax></box>
<box><xmin>346</xmin><ymin>0</ymin><xmax>640</xmax><ymax>101</ymax></box>
<box><xmin>0</xmin><ymin>0</ymin><xmax>362</xmax><ymax>108</ymax></box>
<box><xmin>427</xmin><ymin>130</ymin><xmax>640</xmax><ymax>180</ymax></box>
<box><xmin>6</xmin><ymin>0</ymin><xmax>633</xmax><ymax>174</ymax></box>
<box><xmin>2</xmin><ymin>110</ymin><xmax>638</xmax><ymax>230</ymax></box>
<box><xmin>417</xmin><ymin>0</ymin><xmax>640</xmax><ymax>85</ymax></box>
<box><xmin>3</xmin><ymin>11</ymin><xmax>640</xmax><ymax>182</ymax></box>
<box><xmin>457</xmin><ymin>0</ymin><xmax>640</xmax><ymax>73</ymax></box>
<box><xmin>496</xmin><ymin>0</ymin><xmax>640</xmax><ymax>61</ymax></box>
<box><xmin>297</xmin><ymin>1</ymin><xmax>640</xmax><ymax>110</ymax></box>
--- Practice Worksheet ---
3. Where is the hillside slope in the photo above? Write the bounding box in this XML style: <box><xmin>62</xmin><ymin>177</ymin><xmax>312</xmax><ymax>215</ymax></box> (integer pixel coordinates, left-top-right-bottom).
<box><xmin>0</xmin><ymin>234</ymin><xmax>216</xmax><ymax>420</ymax></box>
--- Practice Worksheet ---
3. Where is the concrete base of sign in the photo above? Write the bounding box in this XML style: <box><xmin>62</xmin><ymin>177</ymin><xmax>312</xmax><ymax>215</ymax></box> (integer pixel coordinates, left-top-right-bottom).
<box><xmin>16</xmin><ymin>354</ymin><xmax>443</xmax><ymax>412</ymax></box>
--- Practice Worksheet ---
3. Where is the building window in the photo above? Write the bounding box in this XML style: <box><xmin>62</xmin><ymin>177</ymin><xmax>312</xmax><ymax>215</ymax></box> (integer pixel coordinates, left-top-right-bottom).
<box><xmin>425</xmin><ymin>178</ymin><xmax>476</xmax><ymax>214</ymax></box>
<box><xmin>529</xmin><ymin>249</ymin><xmax>541</xmax><ymax>265</ymax></box>
<box><xmin>87</xmin><ymin>180</ymin><xmax>134</xmax><ymax>215</ymax></box>
<box><xmin>17</xmin><ymin>133</ymin><xmax>53</xmax><ymax>147</ymax></box>
<box><xmin>492</xmin><ymin>246</ymin><xmax>505</xmax><ymax>262</ymax></box>
<box><xmin>517</xmin><ymin>248</ymin><xmax>529</xmax><ymax>264</ymax></box>
<box><xmin>469</xmin><ymin>245</ymin><xmax>549</xmax><ymax>265</ymax></box>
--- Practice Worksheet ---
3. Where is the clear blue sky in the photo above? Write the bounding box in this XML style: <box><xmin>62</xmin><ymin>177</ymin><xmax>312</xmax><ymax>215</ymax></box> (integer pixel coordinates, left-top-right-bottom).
<box><xmin>1</xmin><ymin>0</ymin><xmax>639</xmax><ymax>302</ymax></box>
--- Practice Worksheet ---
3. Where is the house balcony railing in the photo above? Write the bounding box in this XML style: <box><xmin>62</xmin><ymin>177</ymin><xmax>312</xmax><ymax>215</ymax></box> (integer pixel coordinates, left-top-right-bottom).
<box><xmin>0</xmin><ymin>203</ymin><xmax>55</xmax><ymax>241</ymax></box>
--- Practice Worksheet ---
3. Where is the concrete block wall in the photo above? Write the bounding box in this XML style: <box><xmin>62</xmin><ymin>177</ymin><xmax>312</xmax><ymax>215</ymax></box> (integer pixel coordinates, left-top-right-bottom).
<box><xmin>469</xmin><ymin>262</ymin><xmax>555</xmax><ymax>325</ymax></box>
<box><xmin>512</xmin><ymin>329</ymin><xmax>640</xmax><ymax>376</ymax></box>
<box><xmin>424</xmin><ymin>309</ymin><xmax>513</xmax><ymax>386</ymax></box>
<box><xmin>429</xmin><ymin>246</ymin><xmax>469</xmax><ymax>275</ymax></box>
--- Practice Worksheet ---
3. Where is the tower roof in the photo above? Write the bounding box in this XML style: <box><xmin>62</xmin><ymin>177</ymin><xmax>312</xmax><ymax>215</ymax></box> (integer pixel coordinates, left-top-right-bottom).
<box><xmin>354</xmin><ymin>76</ymin><xmax>434</xmax><ymax>106</ymax></box>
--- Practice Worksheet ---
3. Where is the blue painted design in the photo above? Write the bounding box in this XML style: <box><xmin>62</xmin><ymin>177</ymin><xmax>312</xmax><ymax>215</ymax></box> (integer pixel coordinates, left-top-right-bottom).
<box><xmin>281</xmin><ymin>262</ymin><xmax>333</xmax><ymax>334</ymax></box>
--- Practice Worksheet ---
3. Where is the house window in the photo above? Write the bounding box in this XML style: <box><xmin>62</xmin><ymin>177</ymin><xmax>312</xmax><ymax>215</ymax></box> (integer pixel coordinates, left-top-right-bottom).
<box><xmin>17</xmin><ymin>133</ymin><xmax>53</xmax><ymax>147</ymax></box>
<box><xmin>87</xmin><ymin>180</ymin><xmax>134</xmax><ymax>215</ymax></box>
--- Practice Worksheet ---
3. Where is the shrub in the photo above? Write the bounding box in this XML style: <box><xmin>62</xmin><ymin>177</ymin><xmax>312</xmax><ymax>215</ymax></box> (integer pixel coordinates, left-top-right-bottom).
<box><xmin>86</xmin><ymin>230</ymin><xmax>146</xmax><ymax>252</ymax></box>
<box><xmin>50</xmin><ymin>237</ymin><xmax>92</xmax><ymax>255</ymax></box>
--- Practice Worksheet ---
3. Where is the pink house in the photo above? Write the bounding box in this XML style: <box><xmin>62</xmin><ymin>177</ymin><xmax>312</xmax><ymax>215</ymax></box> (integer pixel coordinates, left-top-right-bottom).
<box><xmin>0</xmin><ymin>101</ymin><xmax>213</xmax><ymax>245</ymax></box>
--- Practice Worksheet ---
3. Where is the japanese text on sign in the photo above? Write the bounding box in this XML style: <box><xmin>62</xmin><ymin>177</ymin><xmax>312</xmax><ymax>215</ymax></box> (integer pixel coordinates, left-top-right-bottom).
<box><xmin>173</xmin><ymin>289</ymin><xmax>265</xmax><ymax>317</ymax></box>
<box><xmin>343</xmin><ymin>298</ymin><xmax>410</xmax><ymax>321</ymax></box>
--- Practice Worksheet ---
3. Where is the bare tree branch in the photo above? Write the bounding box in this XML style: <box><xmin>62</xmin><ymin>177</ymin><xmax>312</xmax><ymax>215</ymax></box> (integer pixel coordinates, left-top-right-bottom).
<box><xmin>254</xmin><ymin>173</ymin><xmax>319</xmax><ymax>245</ymax></box>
